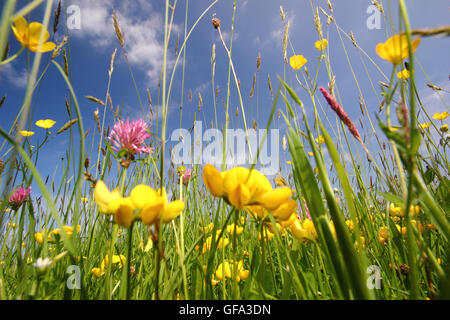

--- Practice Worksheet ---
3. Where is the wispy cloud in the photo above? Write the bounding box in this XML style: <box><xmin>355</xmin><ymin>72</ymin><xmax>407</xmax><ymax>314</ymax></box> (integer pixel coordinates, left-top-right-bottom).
<box><xmin>67</xmin><ymin>0</ymin><xmax>179</xmax><ymax>84</ymax></box>
<box><xmin>0</xmin><ymin>62</ymin><xmax>28</xmax><ymax>88</ymax></box>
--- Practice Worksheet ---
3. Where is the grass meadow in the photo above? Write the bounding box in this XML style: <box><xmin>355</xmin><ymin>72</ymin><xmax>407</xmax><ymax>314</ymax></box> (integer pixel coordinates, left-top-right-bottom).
<box><xmin>0</xmin><ymin>0</ymin><xmax>449</xmax><ymax>302</ymax></box>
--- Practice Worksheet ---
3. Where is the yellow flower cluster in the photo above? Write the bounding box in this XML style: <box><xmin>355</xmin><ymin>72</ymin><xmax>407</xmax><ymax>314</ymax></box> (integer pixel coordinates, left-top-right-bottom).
<box><xmin>91</xmin><ymin>254</ymin><xmax>126</xmax><ymax>277</ymax></box>
<box><xmin>389</xmin><ymin>203</ymin><xmax>420</xmax><ymax>218</ymax></box>
<box><xmin>94</xmin><ymin>181</ymin><xmax>184</xmax><ymax>228</ymax></box>
<box><xmin>290</xmin><ymin>219</ymin><xmax>318</xmax><ymax>243</ymax></box>
<box><xmin>35</xmin><ymin>225</ymin><xmax>81</xmax><ymax>244</ymax></box>
<box><xmin>226</xmin><ymin>223</ymin><xmax>244</xmax><ymax>236</ymax></box>
<box><xmin>203</xmin><ymin>165</ymin><xmax>297</xmax><ymax>228</ymax></box>
<box><xmin>200</xmin><ymin>234</ymin><xmax>229</xmax><ymax>255</ymax></box>
<box><xmin>213</xmin><ymin>260</ymin><xmax>249</xmax><ymax>283</ymax></box>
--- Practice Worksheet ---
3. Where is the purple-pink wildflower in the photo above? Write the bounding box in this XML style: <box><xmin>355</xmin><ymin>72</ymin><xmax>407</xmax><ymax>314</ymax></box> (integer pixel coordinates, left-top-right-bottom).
<box><xmin>319</xmin><ymin>87</ymin><xmax>362</xmax><ymax>142</ymax></box>
<box><xmin>9</xmin><ymin>185</ymin><xmax>31</xmax><ymax>210</ymax></box>
<box><xmin>182</xmin><ymin>169</ymin><xmax>192</xmax><ymax>185</ymax></box>
<box><xmin>109</xmin><ymin>119</ymin><xmax>152</xmax><ymax>156</ymax></box>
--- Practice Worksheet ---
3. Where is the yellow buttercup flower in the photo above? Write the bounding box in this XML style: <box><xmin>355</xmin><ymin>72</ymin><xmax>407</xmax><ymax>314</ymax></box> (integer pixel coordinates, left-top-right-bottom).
<box><xmin>215</xmin><ymin>260</ymin><xmax>249</xmax><ymax>282</ymax></box>
<box><xmin>92</xmin><ymin>254</ymin><xmax>126</xmax><ymax>277</ymax></box>
<box><xmin>35</xmin><ymin>119</ymin><xmax>56</xmax><ymax>129</ymax></box>
<box><xmin>396</xmin><ymin>224</ymin><xmax>407</xmax><ymax>236</ymax></box>
<box><xmin>19</xmin><ymin>130</ymin><xmax>35</xmax><ymax>137</ymax></box>
<box><xmin>226</xmin><ymin>223</ymin><xmax>244</xmax><ymax>236</ymax></box>
<box><xmin>202</xmin><ymin>165</ymin><xmax>293</xmax><ymax>212</ymax></box>
<box><xmin>376</xmin><ymin>34</ymin><xmax>421</xmax><ymax>65</ymax></box>
<box><xmin>258</xmin><ymin>226</ymin><xmax>275</xmax><ymax>241</ymax></box>
<box><xmin>315</xmin><ymin>135</ymin><xmax>325</xmax><ymax>144</ymax></box>
<box><xmin>315</xmin><ymin>39</ymin><xmax>328</xmax><ymax>51</ymax></box>
<box><xmin>396</xmin><ymin>69</ymin><xmax>410</xmax><ymax>79</ymax></box>
<box><xmin>290</xmin><ymin>219</ymin><xmax>317</xmax><ymax>243</ymax></box>
<box><xmin>420</xmin><ymin>122</ymin><xmax>431</xmax><ymax>129</ymax></box>
<box><xmin>94</xmin><ymin>181</ymin><xmax>184</xmax><ymax>228</ymax></box>
<box><xmin>91</xmin><ymin>267</ymin><xmax>105</xmax><ymax>277</ymax></box>
<box><xmin>440</xmin><ymin>124</ymin><xmax>448</xmax><ymax>133</ymax></box>
<box><xmin>201</xmin><ymin>222</ymin><xmax>215</xmax><ymax>233</ymax></box>
<box><xmin>93</xmin><ymin>181</ymin><xmax>122</xmax><ymax>214</ymax></box>
<box><xmin>11</xmin><ymin>17</ymin><xmax>56</xmax><ymax>53</ymax></box>
<box><xmin>378</xmin><ymin>226</ymin><xmax>388</xmax><ymax>245</ymax></box>
<box><xmin>81</xmin><ymin>197</ymin><xmax>89</xmax><ymax>203</ymax></box>
<box><xmin>202</xmin><ymin>234</ymin><xmax>229</xmax><ymax>254</ymax></box>
<box><xmin>432</xmin><ymin>112</ymin><xmax>448</xmax><ymax>120</ymax></box>
<box><xmin>289</xmin><ymin>55</ymin><xmax>308</xmax><ymax>70</ymax></box>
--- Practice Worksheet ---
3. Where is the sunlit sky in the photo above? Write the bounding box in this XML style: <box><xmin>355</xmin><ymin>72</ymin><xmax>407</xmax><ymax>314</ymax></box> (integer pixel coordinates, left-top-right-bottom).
<box><xmin>0</xmin><ymin>0</ymin><xmax>449</xmax><ymax>197</ymax></box>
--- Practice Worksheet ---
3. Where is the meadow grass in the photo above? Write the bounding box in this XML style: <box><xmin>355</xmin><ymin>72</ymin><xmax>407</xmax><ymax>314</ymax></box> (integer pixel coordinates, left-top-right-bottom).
<box><xmin>0</xmin><ymin>0</ymin><xmax>449</xmax><ymax>300</ymax></box>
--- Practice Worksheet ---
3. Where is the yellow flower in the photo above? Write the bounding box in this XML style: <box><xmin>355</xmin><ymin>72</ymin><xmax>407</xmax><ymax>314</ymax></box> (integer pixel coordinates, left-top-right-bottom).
<box><xmin>144</xmin><ymin>236</ymin><xmax>153</xmax><ymax>252</ymax></box>
<box><xmin>35</xmin><ymin>232</ymin><xmax>44</xmax><ymax>244</ymax></box>
<box><xmin>315</xmin><ymin>135</ymin><xmax>325</xmax><ymax>144</ymax></box>
<box><xmin>215</xmin><ymin>260</ymin><xmax>249</xmax><ymax>282</ymax></box>
<box><xmin>35</xmin><ymin>119</ymin><xmax>56</xmax><ymax>129</ymax></box>
<box><xmin>389</xmin><ymin>203</ymin><xmax>404</xmax><ymax>217</ymax></box>
<box><xmin>202</xmin><ymin>234</ymin><xmax>229</xmax><ymax>254</ymax></box>
<box><xmin>7</xmin><ymin>223</ymin><xmax>19</xmax><ymax>229</ymax></box>
<box><xmin>19</xmin><ymin>130</ymin><xmax>35</xmax><ymax>137</ymax></box>
<box><xmin>432</xmin><ymin>112</ymin><xmax>448</xmax><ymax>120</ymax></box>
<box><xmin>81</xmin><ymin>197</ymin><xmax>88</xmax><ymax>203</ymax></box>
<box><xmin>420</xmin><ymin>122</ymin><xmax>431</xmax><ymax>129</ymax></box>
<box><xmin>289</xmin><ymin>55</ymin><xmax>308</xmax><ymax>70</ymax></box>
<box><xmin>91</xmin><ymin>267</ymin><xmax>105</xmax><ymax>277</ymax></box>
<box><xmin>93</xmin><ymin>181</ymin><xmax>122</xmax><ymax>214</ymax></box>
<box><xmin>440</xmin><ymin>124</ymin><xmax>448</xmax><ymax>133</ymax></box>
<box><xmin>378</xmin><ymin>226</ymin><xmax>388</xmax><ymax>245</ymax></box>
<box><xmin>345</xmin><ymin>220</ymin><xmax>354</xmax><ymax>232</ymax></box>
<box><xmin>376</xmin><ymin>34</ymin><xmax>421</xmax><ymax>65</ymax></box>
<box><xmin>100</xmin><ymin>254</ymin><xmax>126</xmax><ymax>271</ymax></box>
<box><xmin>258</xmin><ymin>226</ymin><xmax>274</xmax><ymax>241</ymax></box>
<box><xmin>226</xmin><ymin>223</ymin><xmax>244</xmax><ymax>236</ymax></box>
<box><xmin>201</xmin><ymin>222</ymin><xmax>215</xmax><ymax>233</ymax></box>
<box><xmin>11</xmin><ymin>17</ymin><xmax>56</xmax><ymax>52</ymax></box>
<box><xmin>308</xmin><ymin>152</ymin><xmax>314</xmax><ymax>156</ymax></box>
<box><xmin>94</xmin><ymin>181</ymin><xmax>183</xmax><ymax>228</ymax></box>
<box><xmin>396</xmin><ymin>69</ymin><xmax>410</xmax><ymax>79</ymax></box>
<box><xmin>202</xmin><ymin>165</ymin><xmax>293</xmax><ymax>212</ymax></box>
<box><xmin>290</xmin><ymin>219</ymin><xmax>317</xmax><ymax>242</ymax></box>
<box><xmin>314</xmin><ymin>39</ymin><xmax>328</xmax><ymax>51</ymax></box>
<box><xmin>396</xmin><ymin>224</ymin><xmax>407</xmax><ymax>236</ymax></box>
<box><xmin>286</xmin><ymin>161</ymin><xmax>292</xmax><ymax>165</ymax></box>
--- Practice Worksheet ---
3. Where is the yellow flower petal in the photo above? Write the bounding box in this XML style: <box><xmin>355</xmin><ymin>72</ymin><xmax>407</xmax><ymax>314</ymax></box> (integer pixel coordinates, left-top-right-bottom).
<box><xmin>114</xmin><ymin>197</ymin><xmax>136</xmax><ymax>228</ymax></box>
<box><xmin>19</xmin><ymin>131</ymin><xmax>35</xmax><ymax>137</ymax></box>
<box><xmin>314</xmin><ymin>39</ymin><xmax>328</xmax><ymax>51</ymax></box>
<box><xmin>228</xmin><ymin>183</ymin><xmax>251</xmax><ymax>210</ymax></box>
<box><xmin>259</xmin><ymin>187</ymin><xmax>292</xmax><ymax>211</ymax></box>
<box><xmin>289</xmin><ymin>55</ymin><xmax>308</xmax><ymax>70</ymax></box>
<box><xmin>36</xmin><ymin>119</ymin><xmax>56</xmax><ymax>129</ymax></box>
<box><xmin>161</xmin><ymin>200</ymin><xmax>184</xmax><ymax>224</ymax></box>
<box><xmin>376</xmin><ymin>34</ymin><xmax>421</xmax><ymax>65</ymax></box>
<box><xmin>396</xmin><ymin>69</ymin><xmax>410</xmax><ymax>79</ymax></box>
<box><xmin>203</xmin><ymin>164</ymin><xmax>224</xmax><ymax>197</ymax></box>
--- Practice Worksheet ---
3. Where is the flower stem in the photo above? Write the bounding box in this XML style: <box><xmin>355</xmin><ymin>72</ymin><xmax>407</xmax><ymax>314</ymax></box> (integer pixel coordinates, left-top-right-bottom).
<box><xmin>0</xmin><ymin>46</ymin><xmax>25</xmax><ymax>66</ymax></box>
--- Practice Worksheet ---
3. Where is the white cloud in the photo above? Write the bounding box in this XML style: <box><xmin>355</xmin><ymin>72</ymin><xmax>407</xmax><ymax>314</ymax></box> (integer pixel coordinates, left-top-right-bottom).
<box><xmin>0</xmin><ymin>62</ymin><xmax>28</xmax><ymax>88</ymax></box>
<box><xmin>68</xmin><ymin>0</ymin><xmax>178</xmax><ymax>84</ymax></box>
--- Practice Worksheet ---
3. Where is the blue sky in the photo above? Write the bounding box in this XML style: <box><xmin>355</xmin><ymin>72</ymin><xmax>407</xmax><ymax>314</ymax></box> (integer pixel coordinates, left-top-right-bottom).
<box><xmin>0</xmin><ymin>0</ymin><xmax>449</xmax><ymax>196</ymax></box>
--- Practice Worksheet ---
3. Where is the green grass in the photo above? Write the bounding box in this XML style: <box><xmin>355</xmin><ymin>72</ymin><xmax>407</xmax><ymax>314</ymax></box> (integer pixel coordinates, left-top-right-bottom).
<box><xmin>0</xmin><ymin>0</ymin><xmax>449</xmax><ymax>300</ymax></box>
